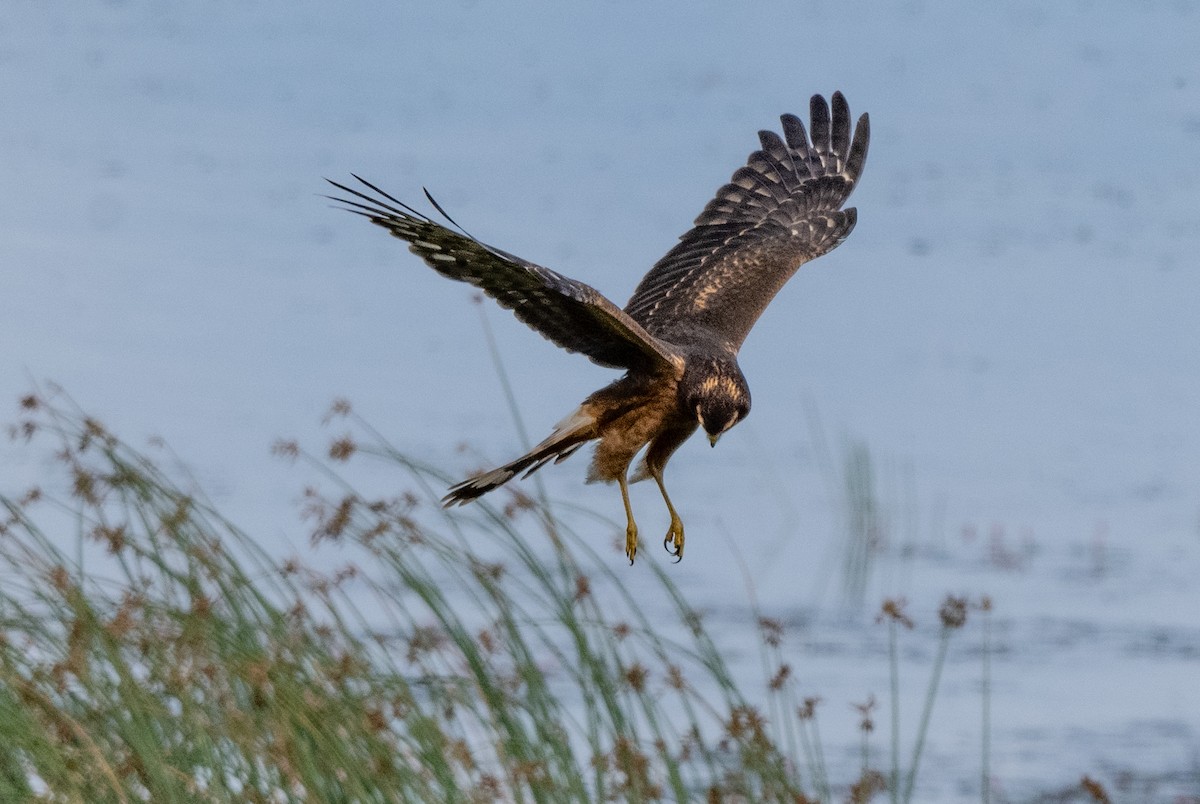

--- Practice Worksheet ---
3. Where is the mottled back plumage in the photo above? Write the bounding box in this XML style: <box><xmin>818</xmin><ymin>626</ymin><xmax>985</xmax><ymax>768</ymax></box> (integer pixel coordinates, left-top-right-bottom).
<box><xmin>329</xmin><ymin>92</ymin><xmax>870</xmax><ymax>564</ymax></box>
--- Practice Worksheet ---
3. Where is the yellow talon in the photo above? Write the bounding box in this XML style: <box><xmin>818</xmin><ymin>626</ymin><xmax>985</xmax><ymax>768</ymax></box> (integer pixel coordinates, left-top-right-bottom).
<box><xmin>663</xmin><ymin>513</ymin><xmax>684</xmax><ymax>561</ymax></box>
<box><xmin>651</xmin><ymin>467</ymin><xmax>685</xmax><ymax>563</ymax></box>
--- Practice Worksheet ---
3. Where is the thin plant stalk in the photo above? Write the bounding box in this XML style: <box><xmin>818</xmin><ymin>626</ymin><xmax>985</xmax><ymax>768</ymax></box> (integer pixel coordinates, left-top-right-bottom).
<box><xmin>901</xmin><ymin>626</ymin><xmax>953</xmax><ymax>803</ymax></box>
<box><xmin>889</xmin><ymin>617</ymin><xmax>900</xmax><ymax>804</ymax></box>
<box><xmin>981</xmin><ymin>600</ymin><xmax>992</xmax><ymax>804</ymax></box>
<box><xmin>797</xmin><ymin>706</ymin><xmax>831</xmax><ymax>803</ymax></box>
<box><xmin>476</xmin><ymin>302</ymin><xmax>562</xmax><ymax>543</ymax></box>
<box><xmin>860</xmin><ymin>722</ymin><xmax>871</xmax><ymax>777</ymax></box>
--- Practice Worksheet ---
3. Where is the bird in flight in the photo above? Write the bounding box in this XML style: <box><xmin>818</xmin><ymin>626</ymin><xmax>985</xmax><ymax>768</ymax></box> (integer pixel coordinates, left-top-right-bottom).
<box><xmin>329</xmin><ymin>92</ymin><xmax>869</xmax><ymax>564</ymax></box>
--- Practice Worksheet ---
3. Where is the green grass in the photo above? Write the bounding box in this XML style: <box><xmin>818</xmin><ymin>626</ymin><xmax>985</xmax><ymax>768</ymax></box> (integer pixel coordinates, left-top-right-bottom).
<box><xmin>0</xmin><ymin>392</ymin><xmax>1116</xmax><ymax>803</ymax></box>
<box><xmin>0</xmin><ymin>392</ymin><xmax>835</xmax><ymax>802</ymax></box>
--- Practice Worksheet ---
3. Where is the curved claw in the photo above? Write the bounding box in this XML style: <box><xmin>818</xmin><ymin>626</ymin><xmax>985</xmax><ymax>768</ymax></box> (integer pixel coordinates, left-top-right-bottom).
<box><xmin>662</xmin><ymin>513</ymin><xmax>685</xmax><ymax>562</ymax></box>
<box><xmin>650</xmin><ymin>467</ymin><xmax>685</xmax><ymax>564</ymax></box>
<box><xmin>625</xmin><ymin>522</ymin><xmax>639</xmax><ymax>565</ymax></box>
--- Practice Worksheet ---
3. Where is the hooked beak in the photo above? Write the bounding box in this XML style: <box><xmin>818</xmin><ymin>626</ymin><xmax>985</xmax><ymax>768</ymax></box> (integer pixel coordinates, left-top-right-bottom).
<box><xmin>707</xmin><ymin>433</ymin><xmax>720</xmax><ymax>448</ymax></box>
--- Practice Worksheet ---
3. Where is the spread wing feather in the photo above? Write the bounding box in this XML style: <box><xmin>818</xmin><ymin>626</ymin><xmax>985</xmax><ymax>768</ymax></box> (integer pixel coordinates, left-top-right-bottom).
<box><xmin>328</xmin><ymin>177</ymin><xmax>680</xmax><ymax>372</ymax></box>
<box><xmin>624</xmin><ymin>92</ymin><xmax>870</xmax><ymax>350</ymax></box>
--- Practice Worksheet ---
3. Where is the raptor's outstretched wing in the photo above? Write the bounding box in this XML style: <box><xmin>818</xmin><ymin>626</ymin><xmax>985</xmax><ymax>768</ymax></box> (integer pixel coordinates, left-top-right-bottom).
<box><xmin>329</xmin><ymin>177</ymin><xmax>680</xmax><ymax>372</ymax></box>
<box><xmin>624</xmin><ymin>92</ymin><xmax>869</xmax><ymax>351</ymax></box>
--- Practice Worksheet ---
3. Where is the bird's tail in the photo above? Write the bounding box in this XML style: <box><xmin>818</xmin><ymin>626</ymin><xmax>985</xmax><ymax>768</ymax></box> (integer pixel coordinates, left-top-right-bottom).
<box><xmin>442</xmin><ymin>406</ymin><xmax>597</xmax><ymax>506</ymax></box>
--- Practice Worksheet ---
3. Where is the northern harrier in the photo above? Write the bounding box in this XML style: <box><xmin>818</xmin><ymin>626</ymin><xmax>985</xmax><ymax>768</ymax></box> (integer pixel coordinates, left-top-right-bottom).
<box><xmin>329</xmin><ymin>92</ymin><xmax>869</xmax><ymax>563</ymax></box>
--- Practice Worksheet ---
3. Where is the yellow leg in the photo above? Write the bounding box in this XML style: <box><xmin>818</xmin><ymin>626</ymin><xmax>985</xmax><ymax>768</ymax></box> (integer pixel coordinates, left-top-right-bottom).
<box><xmin>651</xmin><ymin>467</ymin><xmax>684</xmax><ymax>562</ymax></box>
<box><xmin>618</xmin><ymin>474</ymin><xmax>638</xmax><ymax>565</ymax></box>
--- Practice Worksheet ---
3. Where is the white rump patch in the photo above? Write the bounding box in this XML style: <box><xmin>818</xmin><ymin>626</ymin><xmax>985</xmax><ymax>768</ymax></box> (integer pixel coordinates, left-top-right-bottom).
<box><xmin>552</xmin><ymin>405</ymin><xmax>595</xmax><ymax>435</ymax></box>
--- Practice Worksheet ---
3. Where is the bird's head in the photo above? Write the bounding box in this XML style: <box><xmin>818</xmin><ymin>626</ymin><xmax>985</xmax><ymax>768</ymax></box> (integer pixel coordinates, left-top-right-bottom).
<box><xmin>684</xmin><ymin>361</ymin><xmax>751</xmax><ymax>447</ymax></box>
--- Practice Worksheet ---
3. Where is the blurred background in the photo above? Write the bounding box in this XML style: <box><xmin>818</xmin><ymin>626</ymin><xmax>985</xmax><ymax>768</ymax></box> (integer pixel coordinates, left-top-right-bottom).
<box><xmin>2</xmin><ymin>2</ymin><xmax>1198</xmax><ymax>798</ymax></box>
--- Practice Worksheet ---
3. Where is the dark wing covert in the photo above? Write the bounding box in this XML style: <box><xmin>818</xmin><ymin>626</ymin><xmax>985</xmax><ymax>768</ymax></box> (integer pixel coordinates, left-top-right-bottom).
<box><xmin>328</xmin><ymin>177</ymin><xmax>680</xmax><ymax>372</ymax></box>
<box><xmin>623</xmin><ymin>92</ymin><xmax>870</xmax><ymax>351</ymax></box>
